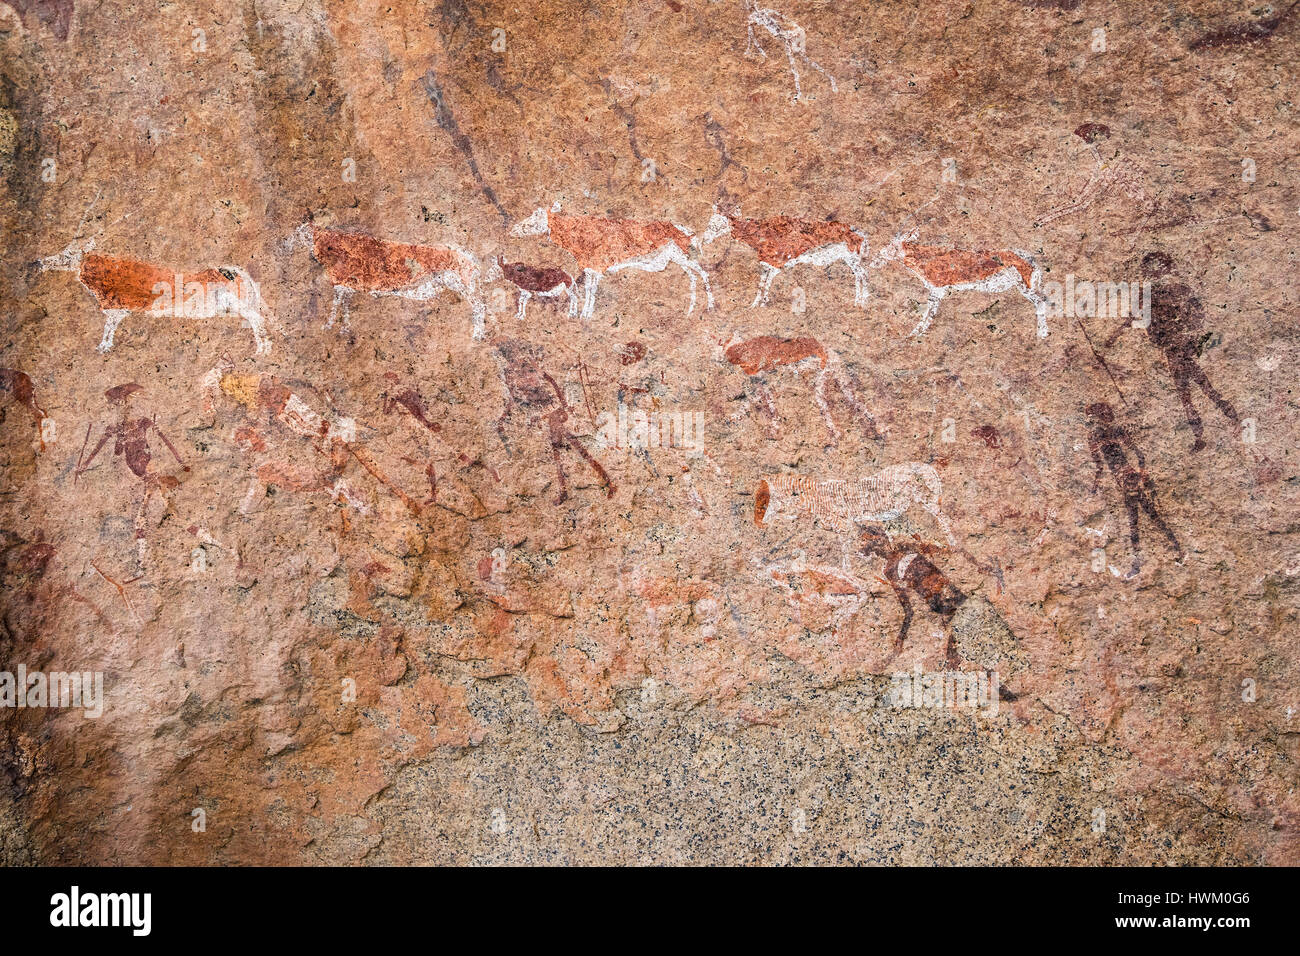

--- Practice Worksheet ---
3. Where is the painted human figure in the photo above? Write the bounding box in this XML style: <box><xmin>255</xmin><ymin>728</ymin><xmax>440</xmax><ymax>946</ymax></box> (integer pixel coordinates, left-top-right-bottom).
<box><xmin>0</xmin><ymin>368</ymin><xmax>54</xmax><ymax>450</ymax></box>
<box><xmin>859</xmin><ymin>526</ymin><xmax>967</xmax><ymax>664</ymax></box>
<box><xmin>495</xmin><ymin>339</ymin><xmax>614</xmax><ymax>505</ymax></box>
<box><xmin>1085</xmin><ymin>402</ymin><xmax>1183</xmax><ymax>578</ymax></box>
<box><xmin>381</xmin><ymin>372</ymin><xmax>498</xmax><ymax>509</ymax></box>
<box><xmin>76</xmin><ymin>384</ymin><xmax>188</xmax><ymax>571</ymax></box>
<box><xmin>1105</xmin><ymin>252</ymin><xmax>1240</xmax><ymax>452</ymax></box>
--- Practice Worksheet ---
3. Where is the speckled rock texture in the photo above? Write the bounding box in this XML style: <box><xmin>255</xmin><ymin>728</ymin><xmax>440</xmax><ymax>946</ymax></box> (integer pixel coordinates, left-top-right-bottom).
<box><xmin>1</xmin><ymin>0</ymin><xmax>1296</xmax><ymax>865</ymax></box>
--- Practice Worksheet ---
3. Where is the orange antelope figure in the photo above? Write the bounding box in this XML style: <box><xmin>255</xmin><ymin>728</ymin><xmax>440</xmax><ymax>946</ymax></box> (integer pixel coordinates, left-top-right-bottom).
<box><xmin>287</xmin><ymin>223</ymin><xmax>486</xmax><ymax>341</ymax></box>
<box><xmin>509</xmin><ymin>204</ymin><xmax>714</xmax><ymax>318</ymax></box>
<box><xmin>722</xmin><ymin>333</ymin><xmax>881</xmax><ymax>442</ymax></box>
<box><xmin>871</xmin><ymin>230</ymin><xmax>1050</xmax><ymax>339</ymax></box>
<box><xmin>37</xmin><ymin>238</ymin><xmax>274</xmax><ymax>354</ymax></box>
<box><xmin>702</xmin><ymin>212</ymin><xmax>868</xmax><ymax>308</ymax></box>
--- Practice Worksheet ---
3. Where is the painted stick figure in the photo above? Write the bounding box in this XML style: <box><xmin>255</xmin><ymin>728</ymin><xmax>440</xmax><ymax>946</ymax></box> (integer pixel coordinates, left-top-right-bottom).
<box><xmin>743</xmin><ymin>0</ymin><xmax>837</xmax><ymax>101</ymax></box>
<box><xmin>76</xmin><ymin>384</ymin><xmax>189</xmax><ymax>571</ymax></box>
<box><xmin>380</xmin><ymin>372</ymin><xmax>499</xmax><ymax>508</ymax></box>
<box><xmin>1104</xmin><ymin>252</ymin><xmax>1240</xmax><ymax>452</ymax></box>
<box><xmin>207</xmin><ymin>369</ymin><xmax>419</xmax><ymax>517</ymax></box>
<box><xmin>1085</xmin><ymin>402</ymin><xmax>1183</xmax><ymax>578</ymax></box>
<box><xmin>494</xmin><ymin>338</ymin><xmax>614</xmax><ymax>505</ymax></box>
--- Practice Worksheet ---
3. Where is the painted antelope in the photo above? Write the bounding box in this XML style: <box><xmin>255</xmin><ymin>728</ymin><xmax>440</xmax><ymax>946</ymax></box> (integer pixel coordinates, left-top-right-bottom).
<box><xmin>743</xmin><ymin>0</ymin><xmax>837</xmax><ymax>101</ymax></box>
<box><xmin>509</xmin><ymin>205</ymin><xmax>714</xmax><ymax>319</ymax></box>
<box><xmin>37</xmin><ymin>237</ymin><xmax>274</xmax><ymax>354</ymax></box>
<box><xmin>495</xmin><ymin>256</ymin><xmax>577</xmax><ymax>320</ymax></box>
<box><xmin>755</xmin><ymin>463</ymin><xmax>957</xmax><ymax>548</ymax></box>
<box><xmin>722</xmin><ymin>333</ymin><xmax>881</xmax><ymax>442</ymax></box>
<box><xmin>704</xmin><ymin>213</ymin><xmax>868</xmax><ymax>308</ymax></box>
<box><xmin>287</xmin><ymin>223</ymin><xmax>486</xmax><ymax>341</ymax></box>
<box><xmin>871</xmin><ymin>230</ymin><xmax>1050</xmax><ymax>339</ymax></box>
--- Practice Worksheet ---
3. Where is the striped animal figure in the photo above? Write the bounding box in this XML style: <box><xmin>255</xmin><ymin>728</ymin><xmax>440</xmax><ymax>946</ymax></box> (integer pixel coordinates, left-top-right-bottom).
<box><xmin>754</xmin><ymin>463</ymin><xmax>957</xmax><ymax>547</ymax></box>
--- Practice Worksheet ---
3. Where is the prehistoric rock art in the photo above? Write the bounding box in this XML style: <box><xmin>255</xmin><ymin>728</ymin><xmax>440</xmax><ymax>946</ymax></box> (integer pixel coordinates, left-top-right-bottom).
<box><xmin>742</xmin><ymin>0</ymin><xmax>838</xmax><ymax>101</ymax></box>
<box><xmin>494</xmin><ymin>338</ymin><xmax>614</xmax><ymax>505</ymax></box>
<box><xmin>1035</xmin><ymin>124</ymin><xmax>1155</xmax><ymax>232</ymax></box>
<box><xmin>758</xmin><ymin>552</ymin><xmax>879</xmax><ymax>636</ymax></box>
<box><xmin>859</xmin><ymin>526</ymin><xmax>970</xmax><ymax>664</ymax></box>
<box><xmin>75</xmin><ymin>383</ymin><xmax>188</xmax><ymax>571</ymax></box>
<box><xmin>1188</xmin><ymin>0</ymin><xmax>1299</xmax><ymax>50</ymax></box>
<box><xmin>38</xmin><ymin>238</ymin><xmax>274</xmax><ymax>354</ymax></box>
<box><xmin>495</xmin><ymin>256</ymin><xmax>577</xmax><ymax>320</ymax></box>
<box><xmin>1085</xmin><ymin>401</ymin><xmax>1183</xmax><ymax>579</ymax></box>
<box><xmin>206</xmin><ymin>369</ymin><xmax>420</xmax><ymax>517</ymax></box>
<box><xmin>704</xmin><ymin>213</ymin><xmax>868</xmax><ymax>308</ymax></box>
<box><xmin>722</xmin><ymin>333</ymin><xmax>880</xmax><ymax>442</ymax></box>
<box><xmin>287</xmin><ymin>223</ymin><xmax>486</xmax><ymax>341</ymax></box>
<box><xmin>0</xmin><ymin>367</ymin><xmax>53</xmax><ymax>450</ymax></box>
<box><xmin>0</xmin><ymin>0</ymin><xmax>73</xmax><ymax>39</ymax></box>
<box><xmin>380</xmin><ymin>372</ymin><xmax>499</xmax><ymax>512</ymax></box>
<box><xmin>1105</xmin><ymin>252</ymin><xmax>1241</xmax><ymax>452</ymax></box>
<box><xmin>871</xmin><ymin>231</ymin><xmax>1050</xmax><ymax>338</ymax></box>
<box><xmin>510</xmin><ymin>205</ymin><xmax>714</xmax><ymax>318</ymax></box>
<box><xmin>755</xmin><ymin>464</ymin><xmax>958</xmax><ymax>550</ymax></box>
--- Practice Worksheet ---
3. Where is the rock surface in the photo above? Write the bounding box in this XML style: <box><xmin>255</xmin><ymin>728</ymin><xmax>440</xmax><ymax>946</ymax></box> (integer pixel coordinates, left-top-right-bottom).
<box><xmin>0</xmin><ymin>0</ymin><xmax>1296</xmax><ymax>864</ymax></box>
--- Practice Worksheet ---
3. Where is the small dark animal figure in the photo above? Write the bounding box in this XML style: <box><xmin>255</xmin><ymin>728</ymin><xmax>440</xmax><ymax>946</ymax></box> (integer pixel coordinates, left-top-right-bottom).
<box><xmin>497</xmin><ymin>257</ymin><xmax>577</xmax><ymax>320</ymax></box>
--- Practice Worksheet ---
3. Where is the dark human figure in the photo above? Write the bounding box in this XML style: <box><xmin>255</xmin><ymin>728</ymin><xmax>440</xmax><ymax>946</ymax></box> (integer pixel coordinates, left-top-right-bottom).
<box><xmin>76</xmin><ymin>383</ymin><xmax>188</xmax><ymax>570</ymax></box>
<box><xmin>1106</xmin><ymin>251</ymin><xmax>1240</xmax><ymax>452</ymax></box>
<box><xmin>859</xmin><ymin>526</ymin><xmax>967</xmax><ymax>665</ymax></box>
<box><xmin>1085</xmin><ymin>401</ymin><xmax>1183</xmax><ymax>578</ymax></box>
<box><xmin>495</xmin><ymin>339</ymin><xmax>613</xmax><ymax>505</ymax></box>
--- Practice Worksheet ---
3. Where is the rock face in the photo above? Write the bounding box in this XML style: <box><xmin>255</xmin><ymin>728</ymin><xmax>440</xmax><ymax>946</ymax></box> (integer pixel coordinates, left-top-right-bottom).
<box><xmin>1</xmin><ymin>0</ymin><xmax>1296</xmax><ymax>865</ymax></box>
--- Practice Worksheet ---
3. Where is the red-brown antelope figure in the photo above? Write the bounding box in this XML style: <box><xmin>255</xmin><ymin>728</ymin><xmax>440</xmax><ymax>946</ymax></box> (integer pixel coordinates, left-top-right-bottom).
<box><xmin>704</xmin><ymin>213</ymin><xmax>869</xmax><ymax>308</ymax></box>
<box><xmin>37</xmin><ymin>238</ymin><xmax>274</xmax><ymax>355</ymax></box>
<box><xmin>722</xmin><ymin>333</ymin><xmax>881</xmax><ymax>443</ymax></box>
<box><xmin>871</xmin><ymin>230</ymin><xmax>1050</xmax><ymax>339</ymax></box>
<box><xmin>509</xmin><ymin>204</ymin><xmax>714</xmax><ymax>319</ymax></box>
<box><xmin>494</xmin><ymin>256</ymin><xmax>577</xmax><ymax>320</ymax></box>
<box><xmin>287</xmin><ymin>223</ymin><xmax>486</xmax><ymax>341</ymax></box>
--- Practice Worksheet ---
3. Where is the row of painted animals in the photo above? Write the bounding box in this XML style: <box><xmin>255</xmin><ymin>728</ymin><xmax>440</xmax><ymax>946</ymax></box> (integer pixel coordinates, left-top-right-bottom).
<box><xmin>35</xmin><ymin>205</ymin><xmax>1050</xmax><ymax>355</ymax></box>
